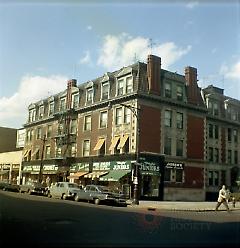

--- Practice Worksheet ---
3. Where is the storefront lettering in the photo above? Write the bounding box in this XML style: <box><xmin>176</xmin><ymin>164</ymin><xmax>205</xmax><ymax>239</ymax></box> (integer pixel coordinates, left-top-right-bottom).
<box><xmin>23</xmin><ymin>165</ymin><xmax>58</xmax><ymax>172</ymax></box>
<box><xmin>140</xmin><ymin>162</ymin><xmax>160</xmax><ymax>172</ymax></box>
<box><xmin>166</xmin><ymin>162</ymin><xmax>184</xmax><ymax>169</ymax></box>
<box><xmin>113</xmin><ymin>161</ymin><xmax>130</xmax><ymax>170</ymax></box>
<box><xmin>93</xmin><ymin>162</ymin><xmax>111</xmax><ymax>171</ymax></box>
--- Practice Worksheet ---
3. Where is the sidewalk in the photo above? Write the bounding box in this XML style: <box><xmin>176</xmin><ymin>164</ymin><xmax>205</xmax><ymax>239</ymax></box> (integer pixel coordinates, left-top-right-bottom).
<box><xmin>126</xmin><ymin>200</ymin><xmax>240</xmax><ymax>212</ymax></box>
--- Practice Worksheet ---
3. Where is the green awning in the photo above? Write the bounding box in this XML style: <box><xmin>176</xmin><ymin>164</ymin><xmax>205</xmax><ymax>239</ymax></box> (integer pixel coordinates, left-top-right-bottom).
<box><xmin>99</xmin><ymin>170</ymin><xmax>131</xmax><ymax>182</ymax></box>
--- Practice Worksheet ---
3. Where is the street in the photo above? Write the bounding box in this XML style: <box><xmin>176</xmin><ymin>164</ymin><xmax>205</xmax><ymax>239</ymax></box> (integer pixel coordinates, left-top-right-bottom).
<box><xmin>0</xmin><ymin>191</ymin><xmax>239</xmax><ymax>248</ymax></box>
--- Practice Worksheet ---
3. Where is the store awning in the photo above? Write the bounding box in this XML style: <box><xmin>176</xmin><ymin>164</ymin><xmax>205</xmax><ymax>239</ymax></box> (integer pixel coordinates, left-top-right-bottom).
<box><xmin>117</xmin><ymin>135</ymin><xmax>129</xmax><ymax>149</ymax></box>
<box><xmin>99</xmin><ymin>170</ymin><xmax>131</xmax><ymax>182</ymax></box>
<box><xmin>23</xmin><ymin>149</ymin><xmax>30</xmax><ymax>158</ymax></box>
<box><xmin>67</xmin><ymin>171</ymin><xmax>89</xmax><ymax>179</ymax></box>
<box><xmin>109</xmin><ymin>136</ymin><xmax>120</xmax><ymax>150</ymax></box>
<box><xmin>84</xmin><ymin>171</ymin><xmax>108</xmax><ymax>179</ymax></box>
<box><xmin>93</xmin><ymin>138</ymin><xmax>105</xmax><ymax>151</ymax></box>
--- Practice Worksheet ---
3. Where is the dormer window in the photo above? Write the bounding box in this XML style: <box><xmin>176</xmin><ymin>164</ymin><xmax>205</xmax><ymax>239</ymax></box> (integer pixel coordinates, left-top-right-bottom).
<box><xmin>117</xmin><ymin>79</ymin><xmax>124</xmax><ymax>96</ymax></box>
<box><xmin>86</xmin><ymin>88</ymin><xmax>93</xmax><ymax>103</ymax></box>
<box><xmin>126</xmin><ymin>76</ymin><xmax>133</xmax><ymax>94</ymax></box>
<box><xmin>59</xmin><ymin>98</ymin><xmax>66</xmax><ymax>111</ymax></box>
<box><xmin>48</xmin><ymin>102</ymin><xmax>54</xmax><ymax>116</ymax></box>
<box><xmin>164</xmin><ymin>82</ymin><xmax>172</xmax><ymax>98</ymax></box>
<box><xmin>72</xmin><ymin>93</ymin><xmax>79</xmax><ymax>109</ymax></box>
<box><xmin>39</xmin><ymin>105</ymin><xmax>44</xmax><ymax>119</ymax></box>
<box><xmin>28</xmin><ymin>109</ymin><xmax>36</xmax><ymax>122</ymax></box>
<box><xmin>101</xmin><ymin>82</ymin><xmax>109</xmax><ymax>100</ymax></box>
<box><xmin>176</xmin><ymin>85</ymin><xmax>183</xmax><ymax>101</ymax></box>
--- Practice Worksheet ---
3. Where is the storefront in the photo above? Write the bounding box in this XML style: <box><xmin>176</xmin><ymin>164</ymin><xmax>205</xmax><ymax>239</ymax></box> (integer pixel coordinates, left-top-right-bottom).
<box><xmin>68</xmin><ymin>163</ymin><xmax>90</xmax><ymax>185</ymax></box>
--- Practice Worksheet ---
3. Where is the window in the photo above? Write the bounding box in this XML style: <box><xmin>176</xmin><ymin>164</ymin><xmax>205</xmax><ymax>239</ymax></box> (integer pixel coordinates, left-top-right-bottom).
<box><xmin>117</xmin><ymin>79</ymin><xmax>124</xmax><ymax>96</ymax></box>
<box><xmin>86</xmin><ymin>88</ymin><xmax>93</xmax><ymax>103</ymax></box>
<box><xmin>83</xmin><ymin>140</ymin><xmax>90</xmax><ymax>156</ymax></box>
<box><xmin>58</xmin><ymin>123</ymin><xmax>64</xmax><ymax>135</ymax></box>
<box><xmin>72</xmin><ymin>94</ymin><xmax>79</xmax><ymax>108</ymax></box>
<box><xmin>208</xmin><ymin>124</ymin><xmax>213</xmax><ymax>138</ymax></box>
<box><xmin>234</xmin><ymin>151</ymin><xmax>238</xmax><ymax>164</ymax></box>
<box><xmin>39</xmin><ymin>106</ymin><xmax>44</xmax><ymax>119</ymax></box>
<box><xmin>232</xmin><ymin>109</ymin><xmax>237</xmax><ymax>121</ymax></box>
<box><xmin>214</xmin><ymin>148</ymin><xmax>219</xmax><ymax>163</ymax></box>
<box><xmin>233</xmin><ymin>130</ymin><xmax>238</xmax><ymax>143</ymax></box>
<box><xmin>227</xmin><ymin>150</ymin><xmax>232</xmax><ymax>164</ymax></box>
<box><xmin>214</xmin><ymin>125</ymin><xmax>219</xmax><ymax>139</ymax></box>
<box><xmin>30</xmin><ymin>130</ymin><xmax>34</xmax><ymax>141</ymax></box>
<box><xmin>164</xmin><ymin>110</ymin><xmax>172</xmax><ymax>127</ymax></box>
<box><xmin>48</xmin><ymin>102</ymin><xmax>54</xmax><ymax>116</ymax></box>
<box><xmin>46</xmin><ymin>125</ymin><xmax>52</xmax><ymax>138</ymax></box>
<box><xmin>84</xmin><ymin>115</ymin><xmax>91</xmax><ymax>131</ymax></box>
<box><xmin>208</xmin><ymin>171</ymin><xmax>213</xmax><ymax>186</ymax></box>
<box><xmin>176</xmin><ymin>112</ymin><xmax>183</xmax><ymax>129</ymax></box>
<box><xmin>126</xmin><ymin>76</ymin><xmax>133</xmax><ymax>93</ymax></box>
<box><xmin>124</xmin><ymin>108</ymin><xmax>131</xmax><ymax>124</ymax></box>
<box><xmin>45</xmin><ymin>146</ymin><xmax>51</xmax><ymax>159</ymax></box>
<box><xmin>164</xmin><ymin>82</ymin><xmax>171</xmax><ymax>98</ymax></box>
<box><xmin>36</xmin><ymin>127</ymin><xmax>42</xmax><ymax>139</ymax></box>
<box><xmin>164</xmin><ymin>168</ymin><xmax>171</xmax><ymax>181</ymax></box>
<box><xmin>213</xmin><ymin>103</ymin><xmax>218</xmax><ymax>116</ymax></box>
<box><xmin>214</xmin><ymin>171</ymin><xmax>219</xmax><ymax>186</ymax></box>
<box><xmin>71</xmin><ymin>143</ymin><xmax>77</xmax><ymax>157</ymax></box>
<box><xmin>176</xmin><ymin>85</ymin><xmax>183</xmax><ymax>101</ymax></box>
<box><xmin>115</xmin><ymin>107</ymin><xmax>123</xmax><ymax>126</ymax></box>
<box><xmin>221</xmin><ymin>170</ymin><xmax>226</xmax><ymax>185</ymax></box>
<box><xmin>164</xmin><ymin>137</ymin><xmax>171</xmax><ymax>155</ymax></box>
<box><xmin>36</xmin><ymin>150</ymin><xmax>40</xmax><ymax>160</ymax></box>
<box><xmin>99</xmin><ymin>140</ymin><xmax>106</xmax><ymax>156</ymax></box>
<box><xmin>208</xmin><ymin>170</ymin><xmax>219</xmax><ymax>186</ymax></box>
<box><xmin>208</xmin><ymin>147</ymin><xmax>213</xmax><ymax>162</ymax></box>
<box><xmin>100</xmin><ymin>111</ymin><xmax>108</xmax><ymax>128</ymax></box>
<box><xmin>176</xmin><ymin>139</ymin><xmax>183</xmax><ymax>156</ymax></box>
<box><xmin>101</xmin><ymin>83</ymin><xmax>109</xmax><ymax>100</ymax></box>
<box><xmin>228</xmin><ymin>128</ymin><xmax>232</xmax><ymax>142</ymax></box>
<box><xmin>70</xmin><ymin>119</ymin><xmax>77</xmax><ymax>134</ymax></box>
<box><xmin>176</xmin><ymin>169</ymin><xmax>183</xmax><ymax>183</ymax></box>
<box><xmin>28</xmin><ymin>109</ymin><xmax>36</xmax><ymax>122</ymax></box>
<box><xmin>56</xmin><ymin>146</ymin><xmax>62</xmax><ymax>158</ymax></box>
<box><xmin>208</xmin><ymin>101</ymin><xmax>213</xmax><ymax>113</ymax></box>
<box><xmin>59</xmin><ymin>98</ymin><xmax>66</xmax><ymax>111</ymax></box>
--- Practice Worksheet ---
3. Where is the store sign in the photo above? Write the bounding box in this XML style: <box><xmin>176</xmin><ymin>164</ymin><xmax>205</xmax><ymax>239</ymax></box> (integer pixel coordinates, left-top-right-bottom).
<box><xmin>22</xmin><ymin>165</ymin><xmax>58</xmax><ymax>172</ymax></box>
<box><xmin>139</xmin><ymin>162</ymin><xmax>160</xmax><ymax>172</ymax></box>
<box><xmin>112</xmin><ymin>161</ymin><xmax>131</xmax><ymax>170</ymax></box>
<box><xmin>70</xmin><ymin>163</ymin><xmax>90</xmax><ymax>172</ymax></box>
<box><xmin>93</xmin><ymin>162</ymin><xmax>111</xmax><ymax>171</ymax></box>
<box><xmin>166</xmin><ymin>162</ymin><xmax>184</xmax><ymax>170</ymax></box>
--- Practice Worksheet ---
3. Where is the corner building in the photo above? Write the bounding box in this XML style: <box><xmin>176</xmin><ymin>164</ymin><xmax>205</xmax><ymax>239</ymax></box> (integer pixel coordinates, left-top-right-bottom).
<box><xmin>22</xmin><ymin>54</ymin><xmax>239</xmax><ymax>201</ymax></box>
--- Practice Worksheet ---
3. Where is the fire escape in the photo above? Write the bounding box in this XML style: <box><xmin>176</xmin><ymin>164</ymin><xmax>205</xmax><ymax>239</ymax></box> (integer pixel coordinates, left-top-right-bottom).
<box><xmin>54</xmin><ymin>80</ymin><xmax>78</xmax><ymax>167</ymax></box>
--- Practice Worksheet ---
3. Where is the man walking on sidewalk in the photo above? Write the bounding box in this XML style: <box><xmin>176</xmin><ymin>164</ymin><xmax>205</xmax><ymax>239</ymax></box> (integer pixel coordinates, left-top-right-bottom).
<box><xmin>215</xmin><ymin>185</ymin><xmax>230</xmax><ymax>212</ymax></box>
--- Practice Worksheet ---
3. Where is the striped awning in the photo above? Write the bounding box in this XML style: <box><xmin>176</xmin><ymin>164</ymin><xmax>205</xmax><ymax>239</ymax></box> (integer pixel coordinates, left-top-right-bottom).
<box><xmin>93</xmin><ymin>138</ymin><xmax>105</xmax><ymax>151</ymax></box>
<box><xmin>117</xmin><ymin>135</ymin><xmax>129</xmax><ymax>149</ymax></box>
<box><xmin>67</xmin><ymin>171</ymin><xmax>89</xmax><ymax>179</ymax></box>
<box><xmin>23</xmin><ymin>149</ymin><xmax>30</xmax><ymax>158</ymax></box>
<box><xmin>84</xmin><ymin>171</ymin><xmax>109</xmax><ymax>179</ymax></box>
<box><xmin>109</xmin><ymin>136</ymin><xmax>120</xmax><ymax>150</ymax></box>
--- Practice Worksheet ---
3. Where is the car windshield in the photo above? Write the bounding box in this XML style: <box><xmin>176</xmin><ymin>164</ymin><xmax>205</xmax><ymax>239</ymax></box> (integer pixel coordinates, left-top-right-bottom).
<box><xmin>68</xmin><ymin>183</ymin><xmax>80</xmax><ymax>188</ymax></box>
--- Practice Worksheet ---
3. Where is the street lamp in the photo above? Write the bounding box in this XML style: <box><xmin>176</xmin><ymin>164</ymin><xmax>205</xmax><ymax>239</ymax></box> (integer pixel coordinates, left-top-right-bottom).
<box><xmin>108</xmin><ymin>102</ymin><xmax>141</xmax><ymax>205</ymax></box>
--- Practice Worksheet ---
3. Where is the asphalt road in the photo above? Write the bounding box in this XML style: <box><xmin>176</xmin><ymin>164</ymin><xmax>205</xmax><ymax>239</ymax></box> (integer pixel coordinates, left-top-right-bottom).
<box><xmin>0</xmin><ymin>191</ymin><xmax>239</xmax><ymax>248</ymax></box>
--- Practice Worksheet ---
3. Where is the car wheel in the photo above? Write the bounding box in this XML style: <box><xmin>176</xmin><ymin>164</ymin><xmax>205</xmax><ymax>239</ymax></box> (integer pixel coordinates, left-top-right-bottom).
<box><xmin>28</xmin><ymin>190</ymin><xmax>32</xmax><ymax>195</ymax></box>
<box><xmin>94</xmin><ymin>198</ymin><xmax>100</xmax><ymax>205</ymax></box>
<box><xmin>62</xmin><ymin>194</ymin><xmax>67</xmax><ymax>200</ymax></box>
<box><xmin>74</xmin><ymin>194</ymin><xmax>79</xmax><ymax>202</ymax></box>
<box><xmin>48</xmin><ymin>192</ymin><xmax>52</xmax><ymax>198</ymax></box>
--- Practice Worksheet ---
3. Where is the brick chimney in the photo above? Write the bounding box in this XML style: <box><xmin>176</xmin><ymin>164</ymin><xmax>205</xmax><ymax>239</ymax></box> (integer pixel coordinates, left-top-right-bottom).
<box><xmin>67</xmin><ymin>79</ymin><xmax>77</xmax><ymax>88</ymax></box>
<box><xmin>185</xmin><ymin>67</ymin><xmax>203</xmax><ymax>106</ymax></box>
<box><xmin>147</xmin><ymin>55</ymin><xmax>161</xmax><ymax>95</ymax></box>
<box><xmin>66</xmin><ymin>79</ymin><xmax>77</xmax><ymax>109</ymax></box>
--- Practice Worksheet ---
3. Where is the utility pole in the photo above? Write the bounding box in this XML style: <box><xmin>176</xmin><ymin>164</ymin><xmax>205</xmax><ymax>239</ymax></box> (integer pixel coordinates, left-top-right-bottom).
<box><xmin>38</xmin><ymin>134</ymin><xmax>46</xmax><ymax>183</ymax></box>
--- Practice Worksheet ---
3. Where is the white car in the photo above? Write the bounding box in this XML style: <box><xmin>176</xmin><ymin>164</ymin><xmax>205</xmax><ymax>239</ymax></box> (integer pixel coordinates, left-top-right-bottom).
<box><xmin>48</xmin><ymin>182</ymin><xmax>82</xmax><ymax>200</ymax></box>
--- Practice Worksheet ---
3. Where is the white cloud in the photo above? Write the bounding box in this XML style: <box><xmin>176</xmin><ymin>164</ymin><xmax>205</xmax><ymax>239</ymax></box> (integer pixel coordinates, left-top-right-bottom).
<box><xmin>186</xmin><ymin>1</ymin><xmax>199</xmax><ymax>9</ymax></box>
<box><xmin>0</xmin><ymin>75</ymin><xmax>68</xmax><ymax>128</ymax></box>
<box><xmin>79</xmin><ymin>51</ymin><xmax>91</xmax><ymax>65</ymax></box>
<box><xmin>97</xmin><ymin>33</ymin><xmax>191</xmax><ymax>71</ymax></box>
<box><xmin>87</xmin><ymin>25</ymin><xmax>92</xmax><ymax>30</ymax></box>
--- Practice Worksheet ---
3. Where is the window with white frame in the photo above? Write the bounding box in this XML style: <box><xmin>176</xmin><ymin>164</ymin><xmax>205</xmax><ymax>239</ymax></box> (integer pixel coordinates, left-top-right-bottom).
<box><xmin>72</xmin><ymin>93</ymin><xmax>79</xmax><ymax>109</ymax></box>
<box><xmin>101</xmin><ymin>83</ymin><xmax>109</xmax><ymax>100</ymax></box>
<box><xmin>100</xmin><ymin>111</ymin><xmax>108</xmax><ymax>128</ymax></box>
<box><xmin>29</xmin><ymin>109</ymin><xmax>36</xmax><ymax>122</ymax></box>
<box><xmin>83</xmin><ymin>140</ymin><xmax>90</xmax><ymax>156</ymax></box>
<box><xmin>176</xmin><ymin>85</ymin><xmax>183</xmax><ymax>101</ymax></box>
<box><xmin>39</xmin><ymin>105</ymin><xmax>44</xmax><ymax>119</ymax></box>
<box><xmin>86</xmin><ymin>88</ymin><xmax>93</xmax><ymax>103</ymax></box>
<box><xmin>126</xmin><ymin>76</ymin><xmax>133</xmax><ymax>94</ymax></box>
<box><xmin>176</xmin><ymin>112</ymin><xmax>183</xmax><ymax>129</ymax></box>
<box><xmin>84</xmin><ymin>115</ymin><xmax>91</xmax><ymax>131</ymax></box>
<box><xmin>117</xmin><ymin>79</ymin><xmax>124</xmax><ymax>96</ymax></box>
<box><xmin>59</xmin><ymin>98</ymin><xmax>66</xmax><ymax>111</ymax></box>
<box><xmin>70</xmin><ymin>119</ymin><xmax>77</xmax><ymax>134</ymax></box>
<box><xmin>48</xmin><ymin>102</ymin><xmax>54</xmax><ymax>116</ymax></box>
<box><xmin>164</xmin><ymin>110</ymin><xmax>172</xmax><ymax>127</ymax></box>
<box><xmin>164</xmin><ymin>82</ymin><xmax>172</xmax><ymax>98</ymax></box>
<box><xmin>124</xmin><ymin>107</ymin><xmax>131</xmax><ymax>124</ymax></box>
<box><xmin>115</xmin><ymin>107</ymin><xmax>123</xmax><ymax>125</ymax></box>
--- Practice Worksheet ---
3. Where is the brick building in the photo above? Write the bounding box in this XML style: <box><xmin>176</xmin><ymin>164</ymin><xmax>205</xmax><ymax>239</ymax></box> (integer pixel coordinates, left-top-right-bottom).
<box><xmin>21</xmin><ymin>54</ymin><xmax>240</xmax><ymax>201</ymax></box>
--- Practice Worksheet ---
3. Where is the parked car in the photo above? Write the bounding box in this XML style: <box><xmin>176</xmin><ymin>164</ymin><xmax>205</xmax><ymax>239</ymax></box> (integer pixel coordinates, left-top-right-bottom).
<box><xmin>48</xmin><ymin>182</ymin><xmax>83</xmax><ymax>200</ymax></box>
<box><xmin>20</xmin><ymin>181</ymin><xmax>46</xmax><ymax>195</ymax></box>
<box><xmin>0</xmin><ymin>181</ymin><xmax>20</xmax><ymax>192</ymax></box>
<box><xmin>74</xmin><ymin>184</ymin><xmax>127</xmax><ymax>206</ymax></box>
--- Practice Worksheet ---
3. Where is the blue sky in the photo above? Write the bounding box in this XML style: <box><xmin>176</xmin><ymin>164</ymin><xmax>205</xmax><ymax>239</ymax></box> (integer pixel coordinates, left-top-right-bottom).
<box><xmin>0</xmin><ymin>0</ymin><xmax>239</xmax><ymax>128</ymax></box>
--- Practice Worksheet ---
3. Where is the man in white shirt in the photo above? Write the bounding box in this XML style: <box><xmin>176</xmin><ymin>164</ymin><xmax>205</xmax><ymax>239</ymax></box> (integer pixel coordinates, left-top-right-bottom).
<box><xmin>215</xmin><ymin>185</ymin><xmax>230</xmax><ymax>212</ymax></box>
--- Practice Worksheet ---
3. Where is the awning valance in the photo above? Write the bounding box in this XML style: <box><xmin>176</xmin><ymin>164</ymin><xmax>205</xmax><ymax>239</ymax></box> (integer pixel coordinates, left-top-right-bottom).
<box><xmin>109</xmin><ymin>136</ymin><xmax>120</xmax><ymax>150</ymax></box>
<box><xmin>23</xmin><ymin>149</ymin><xmax>30</xmax><ymax>158</ymax></box>
<box><xmin>84</xmin><ymin>171</ymin><xmax>108</xmax><ymax>179</ymax></box>
<box><xmin>117</xmin><ymin>135</ymin><xmax>129</xmax><ymax>149</ymax></box>
<box><xmin>67</xmin><ymin>171</ymin><xmax>89</xmax><ymax>179</ymax></box>
<box><xmin>93</xmin><ymin>138</ymin><xmax>105</xmax><ymax>151</ymax></box>
<box><xmin>99</xmin><ymin>170</ymin><xmax>131</xmax><ymax>182</ymax></box>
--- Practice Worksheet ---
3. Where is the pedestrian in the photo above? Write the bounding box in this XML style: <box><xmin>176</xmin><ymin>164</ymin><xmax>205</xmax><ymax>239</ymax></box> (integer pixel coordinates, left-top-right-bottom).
<box><xmin>215</xmin><ymin>185</ymin><xmax>230</xmax><ymax>212</ymax></box>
